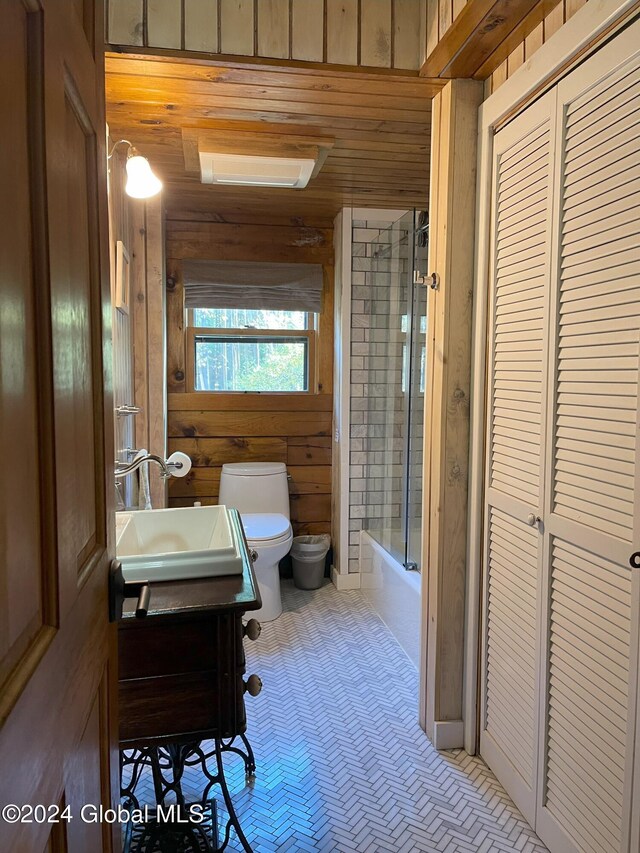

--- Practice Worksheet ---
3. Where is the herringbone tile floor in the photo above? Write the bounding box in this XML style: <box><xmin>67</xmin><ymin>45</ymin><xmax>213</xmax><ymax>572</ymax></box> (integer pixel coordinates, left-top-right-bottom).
<box><xmin>128</xmin><ymin>581</ymin><xmax>547</xmax><ymax>853</ymax></box>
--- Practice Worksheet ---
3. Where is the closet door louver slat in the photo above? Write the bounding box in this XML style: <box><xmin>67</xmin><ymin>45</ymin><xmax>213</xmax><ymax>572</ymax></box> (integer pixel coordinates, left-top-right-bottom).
<box><xmin>490</xmin><ymin>120</ymin><xmax>550</xmax><ymax>506</ymax></box>
<box><xmin>552</xmin><ymin>59</ymin><xmax>640</xmax><ymax>545</ymax></box>
<box><xmin>535</xmin><ymin>46</ymin><xmax>640</xmax><ymax>853</ymax></box>
<box><xmin>480</xmin><ymin>26</ymin><xmax>640</xmax><ymax>853</ymax></box>
<box><xmin>480</xmin><ymin>95</ymin><xmax>554</xmax><ymax>826</ymax></box>
<box><xmin>544</xmin><ymin>542</ymin><xmax>632</xmax><ymax>853</ymax></box>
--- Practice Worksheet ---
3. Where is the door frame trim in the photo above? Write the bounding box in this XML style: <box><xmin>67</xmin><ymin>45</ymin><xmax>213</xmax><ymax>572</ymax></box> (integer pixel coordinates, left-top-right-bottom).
<box><xmin>464</xmin><ymin>0</ymin><xmax>640</xmax><ymax>755</ymax></box>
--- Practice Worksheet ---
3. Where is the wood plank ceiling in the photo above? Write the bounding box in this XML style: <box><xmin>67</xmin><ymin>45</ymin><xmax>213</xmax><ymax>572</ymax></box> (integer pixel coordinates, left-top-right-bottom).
<box><xmin>105</xmin><ymin>53</ymin><xmax>442</xmax><ymax>223</ymax></box>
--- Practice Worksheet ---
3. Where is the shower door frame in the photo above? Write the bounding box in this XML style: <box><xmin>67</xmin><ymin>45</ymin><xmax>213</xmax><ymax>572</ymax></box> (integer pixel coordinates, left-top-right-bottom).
<box><xmin>402</xmin><ymin>212</ymin><xmax>429</xmax><ymax>573</ymax></box>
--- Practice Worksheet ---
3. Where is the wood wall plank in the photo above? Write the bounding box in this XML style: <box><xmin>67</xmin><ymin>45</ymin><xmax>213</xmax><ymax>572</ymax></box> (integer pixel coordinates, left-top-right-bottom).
<box><xmin>290</xmin><ymin>493</ymin><xmax>331</xmax><ymax>522</ymax></box>
<box><xmin>287</xmin><ymin>436</ymin><xmax>332</xmax><ymax>466</ymax></box>
<box><xmin>144</xmin><ymin>198</ymin><xmax>168</xmax><ymax>508</ymax></box>
<box><xmin>288</xmin><ymin>521</ymin><xmax>331</xmax><ymax>534</ymax></box>
<box><xmin>544</xmin><ymin>0</ymin><xmax>565</xmax><ymax>38</ymax></box>
<box><xmin>360</xmin><ymin>0</ymin><xmax>392</xmax><ymax>68</ymax></box>
<box><xmin>167</xmin><ymin>392</ymin><xmax>333</xmax><ymax>411</ymax></box>
<box><xmin>169</xmin><ymin>496</ymin><xmax>219</xmax><ymax>506</ymax></box>
<box><xmin>291</xmin><ymin>0</ymin><xmax>324</xmax><ymax>62</ymax></box>
<box><xmin>326</xmin><ymin>0</ymin><xmax>359</xmax><ymax>65</ymax></box>
<box><xmin>168</xmin><ymin>410</ymin><xmax>332</xmax><ymax>437</ymax></box>
<box><xmin>507</xmin><ymin>41</ymin><xmax>524</xmax><ymax>76</ymax></box>
<box><xmin>169</xmin><ymin>436</ymin><xmax>288</xmax><ymax>465</ymax></box>
<box><xmin>220</xmin><ymin>0</ymin><xmax>255</xmax><ymax>55</ymax></box>
<box><xmin>166</xmin><ymin>222</ymin><xmax>333</xmax><ymax>262</ymax></box>
<box><xmin>491</xmin><ymin>58</ymin><xmax>507</xmax><ymax>92</ymax></box>
<box><xmin>167</xmin><ymin>238</ymin><xmax>334</xmax><ymax>265</ymax></box>
<box><xmin>166</xmin><ymin>259</ymin><xmax>186</xmax><ymax>393</ymax></box>
<box><xmin>452</xmin><ymin>0</ymin><xmax>467</xmax><ymax>19</ymax></box>
<box><xmin>524</xmin><ymin>20</ymin><xmax>543</xmax><ymax>58</ymax></box>
<box><xmin>426</xmin><ymin>0</ymin><xmax>439</xmax><ymax>56</ymax></box>
<box><xmin>184</xmin><ymin>0</ymin><xmax>219</xmax><ymax>52</ymax></box>
<box><xmin>131</xmin><ymin>203</ymin><xmax>149</xmax><ymax>458</ymax></box>
<box><xmin>147</xmin><ymin>0</ymin><xmax>182</xmax><ymax>48</ymax></box>
<box><xmin>438</xmin><ymin>0</ymin><xmax>453</xmax><ymax>45</ymax></box>
<box><xmin>394</xmin><ymin>0</ymin><xmax>422</xmax><ymax>70</ymax></box>
<box><xmin>257</xmin><ymin>0</ymin><xmax>290</xmax><ymax>58</ymax></box>
<box><xmin>318</xmin><ymin>266</ymin><xmax>334</xmax><ymax>394</ymax></box>
<box><xmin>107</xmin><ymin>0</ymin><xmax>431</xmax><ymax>68</ymax></box>
<box><xmin>565</xmin><ymin>0</ymin><xmax>586</xmax><ymax>17</ymax></box>
<box><xmin>108</xmin><ymin>0</ymin><xmax>143</xmax><ymax>45</ymax></box>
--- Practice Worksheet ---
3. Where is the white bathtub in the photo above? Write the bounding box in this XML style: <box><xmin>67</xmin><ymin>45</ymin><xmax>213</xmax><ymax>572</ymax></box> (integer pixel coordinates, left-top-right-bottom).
<box><xmin>359</xmin><ymin>530</ymin><xmax>421</xmax><ymax>668</ymax></box>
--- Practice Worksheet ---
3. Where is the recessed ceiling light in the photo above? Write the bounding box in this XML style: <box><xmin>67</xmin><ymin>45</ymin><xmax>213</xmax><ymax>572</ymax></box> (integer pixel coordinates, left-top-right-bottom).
<box><xmin>199</xmin><ymin>152</ymin><xmax>316</xmax><ymax>189</ymax></box>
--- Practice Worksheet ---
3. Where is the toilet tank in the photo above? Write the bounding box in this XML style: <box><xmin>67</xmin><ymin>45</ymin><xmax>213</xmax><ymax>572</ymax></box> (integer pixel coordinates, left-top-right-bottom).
<box><xmin>218</xmin><ymin>462</ymin><xmax>290</xmax><ymax>518</ymax></box>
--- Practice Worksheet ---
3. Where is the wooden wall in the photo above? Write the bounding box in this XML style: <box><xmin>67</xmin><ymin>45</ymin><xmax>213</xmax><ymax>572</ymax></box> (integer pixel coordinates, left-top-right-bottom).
<box><xmin>165</xmin><ymin>215</ymin><xmax>334</xmax><ymax>535</ymax></box>
<box><xmin>130</xmin><ymin>196</ymin><xmax>167</xmax><ymax>508</ymax></box>
<box><xmin>485</xmin><ymin>0</ymin><xmax>587</xmax><ymax>94</ymax></box>
<box><xmin>422</xmin><ymin>0</ymin><xmax>589</xmax><ymax>90</ymax></box>
<box><xmin>107</xmin><ymin>0</ymin><xmax>430</xmax><ymax>70</ymax></box>
<box><xmin>425</xmin><ymin>0</ymin><xmax>471</xmax><ymax>57</ymax></box>
<box><xmin>108</xmin><ymin>145</ymin><xmax>136</xmax><ymax>506</ymax></box>
<box><xmin>108</xmin><ymin>143</ymin><xmax>168</xmax><ymax>508</ymax></box>
<box><xmin>420</xmin><ymin>79</ymin><xmax>483</xmax><ymax>746</ymax></box>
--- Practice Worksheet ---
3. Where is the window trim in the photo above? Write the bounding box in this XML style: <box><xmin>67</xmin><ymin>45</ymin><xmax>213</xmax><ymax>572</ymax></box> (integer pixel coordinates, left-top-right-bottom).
<box><xmin>186</xmin><ymin>325</ymin><xmax>317</xmax><ymax>394</ymax></box>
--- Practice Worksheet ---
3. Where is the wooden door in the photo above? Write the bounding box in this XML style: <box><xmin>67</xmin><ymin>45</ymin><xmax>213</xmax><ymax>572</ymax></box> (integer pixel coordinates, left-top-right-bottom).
<box><xmin>479</xmin><ymin>89</ymin><xmax>556</xmax><ymax>825</ymax></box>
<box><xmin>0</xmin><ymin>2</ymin><xmax>118</xmax><ymax>851</ymax></box>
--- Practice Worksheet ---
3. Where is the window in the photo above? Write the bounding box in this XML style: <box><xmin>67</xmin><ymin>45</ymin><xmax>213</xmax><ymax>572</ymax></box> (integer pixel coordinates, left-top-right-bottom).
<box><xmin>192</xmin><ymin>307</ymin><xmax>308</xmax><ymax>331</ymax></box>
<box><xmin>187</xmin><ymin>308</ymin><xmax>316</xmax><ymax>393</ymax></box>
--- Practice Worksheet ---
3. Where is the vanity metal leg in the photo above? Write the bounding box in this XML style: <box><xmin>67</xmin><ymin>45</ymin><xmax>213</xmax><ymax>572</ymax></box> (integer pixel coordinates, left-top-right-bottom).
<box><xmin>120</xmin><ymin>740</ymin><xmax>254</xmax><ymax>852</ymax></box>
<box><xmin>217</xmin><ymin>733</ymin><xmax>256</xmax><ymax>779</ymax></box>
<box><xmin>213</xmin><ymin>739</ymin><xmax>253</xmax><ymax>853</ymax></box>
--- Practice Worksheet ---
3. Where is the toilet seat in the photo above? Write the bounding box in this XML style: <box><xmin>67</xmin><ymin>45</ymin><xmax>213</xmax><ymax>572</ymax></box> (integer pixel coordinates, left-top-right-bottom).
<box><xmin>241</xmin><ymin>513</ymin><xmax>292</xmax><ymax>546</ymax></box>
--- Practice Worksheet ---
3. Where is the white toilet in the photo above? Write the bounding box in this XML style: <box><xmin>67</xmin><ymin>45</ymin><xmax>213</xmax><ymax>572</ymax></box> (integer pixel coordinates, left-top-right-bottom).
<box><xmin>218</xmin><ymin>462</ymin><xmax>293</xmax><ymax>622</ymax></box>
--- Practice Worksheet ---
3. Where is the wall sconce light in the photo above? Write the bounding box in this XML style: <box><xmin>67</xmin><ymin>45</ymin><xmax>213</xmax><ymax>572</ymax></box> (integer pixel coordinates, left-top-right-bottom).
<box><xmin>108</xmin><ymin>139</ymin><xmax>162</xmax><ymax>199</ymax></box>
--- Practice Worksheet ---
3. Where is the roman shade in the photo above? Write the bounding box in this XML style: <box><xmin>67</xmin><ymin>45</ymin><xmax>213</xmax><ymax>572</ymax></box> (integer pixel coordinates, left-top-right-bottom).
<box><xmin>183</xmin><ymin>259</ymin><xmax>323</xmax><ymax>312</ymax></box>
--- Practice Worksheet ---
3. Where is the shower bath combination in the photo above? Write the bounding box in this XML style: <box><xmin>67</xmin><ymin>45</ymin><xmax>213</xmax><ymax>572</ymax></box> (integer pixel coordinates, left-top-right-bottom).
<box><xmin>356</xmin><ymin>210</ymin><xmax>429</xmax><ymax>667</ymax></box>
<box><xmin>363</xmin><ymin>210</ymin><xmax>429</xmax><ymax>573</ymax></box>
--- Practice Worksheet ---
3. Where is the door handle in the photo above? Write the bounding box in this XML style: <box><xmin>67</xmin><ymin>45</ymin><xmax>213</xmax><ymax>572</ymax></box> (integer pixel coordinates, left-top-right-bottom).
<box><xmin>116</xmin><ymin>405</ymin><xmax>142</xmax><ymax>418</ymax></box>
<box><xmin>629</xmin><ymin>552</ymin><xmax>640</xmax><ymax>569</ymax></box>
<box><xmin>109</xmin><ymin>559</ymin><xmax>150</xmax><ymax>621</ymax></box>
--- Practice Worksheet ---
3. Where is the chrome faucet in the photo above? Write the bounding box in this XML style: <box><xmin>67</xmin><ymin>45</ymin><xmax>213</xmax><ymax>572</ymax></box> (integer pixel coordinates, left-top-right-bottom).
<box><xmin>114</xmin><ymin>453</ymin><xmax>184</xmax><ymax>480</ymax></box>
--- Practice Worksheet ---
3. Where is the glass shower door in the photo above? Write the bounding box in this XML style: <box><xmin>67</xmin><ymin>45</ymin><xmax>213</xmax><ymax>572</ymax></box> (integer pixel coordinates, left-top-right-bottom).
<box><xmin>364</xmin><ymin>209</ymin><xmax>427</xmax><ymax>572</ymax></box>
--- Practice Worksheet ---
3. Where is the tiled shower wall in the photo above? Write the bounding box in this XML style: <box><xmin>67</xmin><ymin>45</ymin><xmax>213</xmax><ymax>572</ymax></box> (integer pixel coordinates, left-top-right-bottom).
<box><xmin>347</xmin><ymin>215</ymin><xmax>410</xmax><ymax>572</ymax></box>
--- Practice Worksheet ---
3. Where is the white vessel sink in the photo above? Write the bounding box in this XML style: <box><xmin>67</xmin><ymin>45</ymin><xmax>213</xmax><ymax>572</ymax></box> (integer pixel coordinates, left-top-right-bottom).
<box><xmin>116</xmin><ymin>505</ymin><xmax>244</xmax><ymax>582</ymax></box>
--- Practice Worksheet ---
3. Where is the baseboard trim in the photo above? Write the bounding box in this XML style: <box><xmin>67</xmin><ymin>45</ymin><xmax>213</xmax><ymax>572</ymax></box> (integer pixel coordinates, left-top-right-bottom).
<box><xmin>330</xmin><ymin>566</ymin><xmax>361</xmax><ymax>590</ymax></box>
<box><xmin>432</xmin><ymin>720</ymin><xmax>464</xmax><ymax>751</ymax></box>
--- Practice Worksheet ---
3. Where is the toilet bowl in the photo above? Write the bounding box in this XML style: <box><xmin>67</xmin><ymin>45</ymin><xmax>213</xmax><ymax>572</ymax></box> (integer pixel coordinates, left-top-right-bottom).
<box><xmin>241</xmin><ymin>513</ymin><xmax>292</xmax><ymax>622</ymax></box>
<box><xmin>218</xmin><ymin>462</ymin><xmax>293</xmax><ymax>622</ymax></box>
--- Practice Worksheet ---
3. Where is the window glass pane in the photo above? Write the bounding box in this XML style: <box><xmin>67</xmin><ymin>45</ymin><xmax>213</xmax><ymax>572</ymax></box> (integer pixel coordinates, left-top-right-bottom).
<box><xmin>192</xmin><ymin>307</ymin><xmax>307</xmax><ymax>330</ymax></box>
<box><xmin>194</xmin><ymin>336</ymin><xmax>308</xmax><ymax>392</ymax></box>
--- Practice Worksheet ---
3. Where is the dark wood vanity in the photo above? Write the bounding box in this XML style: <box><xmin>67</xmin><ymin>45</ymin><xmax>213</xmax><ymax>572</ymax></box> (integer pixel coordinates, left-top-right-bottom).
<box><xmin>116</xmin><ymin>524</ymin><xmax>262</xmax><ymax>851</ymax></box>
<box><xmin>119</xmin><ymin>559</ymin><xmax>261</xmax><ymax>746</ymax></box>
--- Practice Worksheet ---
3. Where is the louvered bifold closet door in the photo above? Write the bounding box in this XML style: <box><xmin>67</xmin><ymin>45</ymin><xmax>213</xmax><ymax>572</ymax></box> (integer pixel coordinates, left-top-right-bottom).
<box><xmin>536</xmin><ymin>26</ymin><xmax>640</xmax><ymax>853</ymax></box>
<box><xmin>480</xmin><ymin>91</ymin><xmax>556</xmax><ymax>825</ymax></box>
